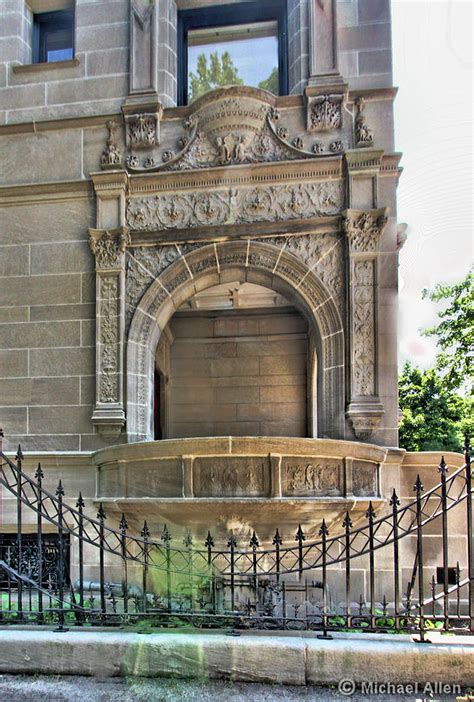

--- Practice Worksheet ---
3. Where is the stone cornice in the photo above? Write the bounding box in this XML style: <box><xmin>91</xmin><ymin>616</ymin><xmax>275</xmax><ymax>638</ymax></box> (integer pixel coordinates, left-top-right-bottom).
<box><xmin>0</xmin><ymin>88</ymin><xmax>398</xmax><ymax>137</ymax></box>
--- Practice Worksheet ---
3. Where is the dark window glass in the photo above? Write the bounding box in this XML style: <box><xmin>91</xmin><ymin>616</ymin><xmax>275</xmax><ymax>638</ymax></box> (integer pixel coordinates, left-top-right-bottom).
<box><xmin>178</xmin><ymin>1</ymin><xmax>288</xmax><ymax>105</ymax></box>
<box><xmin>33</xmin><ymin>10</ymin><xmax>74</xmax><ymax>64</ymax></box>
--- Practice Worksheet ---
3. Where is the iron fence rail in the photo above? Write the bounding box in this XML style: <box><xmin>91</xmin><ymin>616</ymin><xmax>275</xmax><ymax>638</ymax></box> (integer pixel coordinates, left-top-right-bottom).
<box><xmin>0</xmin><ymin>429</ymin><xmax>472</xmax><ymax>641</ymax></box>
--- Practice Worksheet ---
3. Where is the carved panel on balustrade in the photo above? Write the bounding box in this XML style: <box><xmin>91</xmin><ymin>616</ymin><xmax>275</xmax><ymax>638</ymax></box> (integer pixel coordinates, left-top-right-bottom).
<box><xmin>352</xmin><ymin>460</ymin><xmax>379</xmax><ymax>497</ymax></box>
<box><xmin>283</xmin><ymin>458</ymin><xmax>343</xmax><ymax>497</ymax></box>
<box><xmin>193</xmin><ymin>457</ymin><xmax>269</xmax><ymax>497</ymax></box>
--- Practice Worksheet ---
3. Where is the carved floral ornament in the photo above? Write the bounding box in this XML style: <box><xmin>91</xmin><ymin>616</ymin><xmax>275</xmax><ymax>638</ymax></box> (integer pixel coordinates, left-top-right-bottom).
<box><xmin>307</xmin><ymin>94</ymin><xmax>343</xmax><ymax>132</ymax></box>
<box><xmin>342</xmin><ymin>209</ymin><xmax>388</xmax><ymax>253</ymax></box>
<box><xmin>89</xmin><ymin>228</ymin><xmax>131</xmax><ymax>268</ymax></box>
<box><xmin>126</xmin><ymin>181</ymin><xmax>344</xmax><ymax>232</ymax></box>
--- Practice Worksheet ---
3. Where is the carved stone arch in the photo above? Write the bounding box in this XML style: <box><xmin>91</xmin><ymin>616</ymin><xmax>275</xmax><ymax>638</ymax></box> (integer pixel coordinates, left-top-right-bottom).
<box><xmin>126</xmin><ymin>240</ymin><xmax>345</xmax><ymax>442</ymax></box>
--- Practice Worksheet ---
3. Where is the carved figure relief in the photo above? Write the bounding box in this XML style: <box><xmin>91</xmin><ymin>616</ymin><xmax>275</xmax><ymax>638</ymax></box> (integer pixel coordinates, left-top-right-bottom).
<box><xmin>99</xmin><ymin>276</ymin><xmax>119</xmax><ymax>403</ymax></box>
<box><xmin>100</xmin><ymin>121</ymin><xmax>121</xmax><ymax>169</ymax></box>
<box><xmin>126</xmin><ymin>181</ymin><xmax>344</xmax><ymax>232</ymax></box>
<box><xmin>284</xmin><ymin>460</ymin><xmax>342</xmax><ymax>496</ymax></box>
<box><xmin>354</xmin><ymin>98</ymin><xmax>373</xmax><ymax>147</ymax></box>
<box><xmin>194</xmin><ymin>458</ymin><xmax>266</xmax><ymax>497</ymax></box>
<box><xmin>308</xmin><ymin>95</ymin><xmax>343</xmax><ymax>131</ymax></box>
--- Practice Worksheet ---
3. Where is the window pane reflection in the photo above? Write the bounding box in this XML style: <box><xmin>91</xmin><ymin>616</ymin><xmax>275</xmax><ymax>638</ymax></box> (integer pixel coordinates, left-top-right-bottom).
<box><xmin>188</xmin><ymin>21</ymin><xmax>279</xmax><ymax>103</ymax></box>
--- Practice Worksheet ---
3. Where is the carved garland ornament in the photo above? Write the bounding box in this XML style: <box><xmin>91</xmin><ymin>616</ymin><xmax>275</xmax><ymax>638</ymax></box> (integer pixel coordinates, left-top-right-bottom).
<box><xmin>126</xmin><ymin>181</ymin><xmax>344</xmax><ymax>232</ymax></box>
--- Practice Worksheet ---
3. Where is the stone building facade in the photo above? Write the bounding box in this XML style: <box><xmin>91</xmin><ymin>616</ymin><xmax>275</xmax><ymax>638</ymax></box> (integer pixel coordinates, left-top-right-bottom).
<box><xmin>0</xmin><ymin>0</ymin><xmax>429</xmax><ymax>548</ymax></box>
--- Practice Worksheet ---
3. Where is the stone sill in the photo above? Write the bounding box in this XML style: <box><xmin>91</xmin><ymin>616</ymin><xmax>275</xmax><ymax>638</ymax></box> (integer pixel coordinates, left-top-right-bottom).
<box><xmin>12</xmin><ymin>58</ymin><xmax>80</xmax><ymax>75</ymax></box>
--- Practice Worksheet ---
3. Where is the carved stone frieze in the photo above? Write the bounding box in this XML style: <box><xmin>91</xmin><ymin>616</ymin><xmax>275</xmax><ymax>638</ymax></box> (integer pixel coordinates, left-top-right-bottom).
<box><xmin>100</xmin><ymin>120</ymin><xmax>122</xmax><ymax>169</ymax></box>
<box><xmin>307</xmin><ymin>94</ymin><xmax>343</xmax><ymax>131</ymax></box>
<box><xmin>352</xmin><ymin>460</ymin><xmax>378</xmax><ymax>496</ymax></box>
<box><xmin>354</xmin><ymin>98</ymin><xmax>373</xmax><ymax>148</ymax></box>
<box><xmin>89</xmin><ymin>227</ymin><xmax>130</xmax><ymax>269</ymax></box>
<box><xmin>283</xmin><ymin>459</ymin><xmax>342</xmax><ymax>496</ymax></box>
<box><xmin>98</xmin><ymin>275</ymin><xmax>120</xmax><ymax>404</ymax></box>
<box><xmin>342</xmin><ymin>209</ymin><xmax>388</xmax><ymax>253</ymax></box>
<box><xmin>126</xmin><ymin>181</ymin><xmax>344</xmax><ymax>232</ymax></box>
<box><xmin>193</xmin><ymin>457</ymin><xmax>267</xmax><ymax>497</ymax></box>
<box><xmin>352</xmin><ymin>260</ymin><xmax>375</xmax><ymax>397</ymax></box>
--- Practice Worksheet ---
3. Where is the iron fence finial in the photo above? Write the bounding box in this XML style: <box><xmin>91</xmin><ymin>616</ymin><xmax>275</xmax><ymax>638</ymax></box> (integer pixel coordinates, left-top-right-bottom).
<box><xmin>76</xmin><ymin>492</ymin><xmax>85</xmax><ymax>509</ymax></box>
<box><xmin>34</xmin><ymin>462</ymin><xmax>44</xmax><ymax>481</ymax></box>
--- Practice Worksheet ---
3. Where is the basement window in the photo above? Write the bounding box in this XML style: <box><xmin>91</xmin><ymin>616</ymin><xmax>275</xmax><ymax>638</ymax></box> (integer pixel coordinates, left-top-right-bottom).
<box><xmin>33</xmin><ymin>9</ymin><xmax>74</xmax><ymax>64</ymax></box>
<box><xmin>178</xmin><ymin>0</ymin><xmax>288</xmax><ymax>105</ymax></box>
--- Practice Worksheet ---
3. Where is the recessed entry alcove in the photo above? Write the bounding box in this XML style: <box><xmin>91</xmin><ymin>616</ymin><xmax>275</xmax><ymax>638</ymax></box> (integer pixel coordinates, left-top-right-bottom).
<box><xmin>154</xmin><ymin>281</ymin><xmax>313</xmax><ymax>440</ymax></box>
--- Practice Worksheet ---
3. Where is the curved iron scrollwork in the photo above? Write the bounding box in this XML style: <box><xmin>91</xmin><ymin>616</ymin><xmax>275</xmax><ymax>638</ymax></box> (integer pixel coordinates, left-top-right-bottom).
<box><xmin>0</xmin><ymin>437</ymin><xmax>472</xmax><ymax>639</ymax></box>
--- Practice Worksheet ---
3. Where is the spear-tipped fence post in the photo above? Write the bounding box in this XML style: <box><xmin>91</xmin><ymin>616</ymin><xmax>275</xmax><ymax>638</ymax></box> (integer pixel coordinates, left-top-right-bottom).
<box><xmin>54</xmin><ymin>480</ymin><xmax>68</xmax><ymax>632</ymax></box>
<box><xmin>161</xmin><ymin>524</ymin><xmax>172</xmax><ymax>612</ymax></box>
<box><xmin>366</xmin><ymin>501</ymin><xmax>376</xmax><ymax>630</ymax></box>
<box><xmin>141</xmin><ymin>520</ymin><xmax>150</xmax><ymax>613</ymax></box>
<box><xmin>438</xmin><ymin>456</ymin><xmax>450</xmax><ymax>629</ymax></box>
<box><xmin>183</xmin><ymin>531</ymin><xmax>194</xmax><ymax>612</ymax></box>
<box><xmin>228</xmin><ymin>534</ymin><xmax>237</xmax><ymax>612</ymax></box>
<box><xmin>205</xmin><ymin>531</ymin><xmax>215</xmax><ymax>613</ymax></box>
<box><xmin>295</xmin><ymin>524</ymin><xmax>305</xmax><ymax>580</ymax></box>
<box><xmin>76</xmin><ymin>492</ymin><xmax>85</xmax><ymax>617</ymax></box>
<box><xmin>390</xmin><ymin>488</ymin><xmax>400</xmax><ymax>628</ymax></box>
<box><xmin>414</xmin><ymin>475</ymin><xmax>429</xmax><ymax>643</ymax></box>
<box><xmin>16</xmin><ymin>445</ymin><xmax>23</xmax><ymax>618</ymax></box>
<box><xmin>35</xmin><ymin>463</ymin><xmax>44</xmax><ymax>622</ymax></box>
<box><xmin>273</xmin><ymin>528</ymin><xmax>282</xmax><ymax>584</ymax></box>
<box><xmin>317</xmin><ymin>519</ymin><xmax>332</xmax><ymax>640</ymax></box>
<box><xmin>97</xmin><ymin>502</ymin><xmax>107</xmax><ymax>619</ymax></box>
<box><xmin>250</xmin><ymin>531</ymin><xmax>259</xmax><ymax>606</ymax></box>
<box><xmin>343</xmin><ymin>511</ymin><xmax>352</xmax><ymax>627</ymax></box>
<box><xmin>0</xmin><ymin>427</ymin><xmax>4</xmax><ymax>454</ymax></box>
<box><xmin>119</xmin><ymin>514</ymin><xmax>128</xmax><ymax>614</ymax></box>
<box><xmin>465</xmin><ymin>435</ymin><xmax>473</xmax><ymax>632</ymax></box>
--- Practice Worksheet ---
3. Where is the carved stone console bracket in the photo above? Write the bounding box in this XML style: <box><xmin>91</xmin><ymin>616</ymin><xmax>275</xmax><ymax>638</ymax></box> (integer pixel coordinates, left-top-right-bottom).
<box><xmin>343</xmin><ymin>208</ymin><xmax>388</xmax><ymax>441</ymax></box>
<box><xmin>89</xmin><ymin>227</ymin><xmax>130</xmax><ymax>440</ymax></box>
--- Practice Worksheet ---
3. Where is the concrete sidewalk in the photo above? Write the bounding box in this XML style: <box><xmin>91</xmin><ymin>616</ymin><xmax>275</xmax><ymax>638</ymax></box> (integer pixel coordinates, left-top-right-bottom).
<box><xmin>0</xmin><ymin>629</ymin><xmax>472</xmax><ymax>687</ymax></box>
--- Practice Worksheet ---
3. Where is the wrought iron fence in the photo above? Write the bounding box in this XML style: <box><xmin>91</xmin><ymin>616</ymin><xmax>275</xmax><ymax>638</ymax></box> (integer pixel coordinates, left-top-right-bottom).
<box><xmin>0</xmin><ymin>428</ymin><xmax>472</xmax><ymax>641</ymax></box>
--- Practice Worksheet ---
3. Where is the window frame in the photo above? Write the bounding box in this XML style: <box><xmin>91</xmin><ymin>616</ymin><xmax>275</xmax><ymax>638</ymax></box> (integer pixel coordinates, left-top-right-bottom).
<box><xmin>177</xmin><ymin>0</ymin><xmax>288</xmax><ymax>106</ymax></box>
<box><xmin>32</xmin><ymin>9</ymin><xmax>75</xmax><ymax>65</ymax></box>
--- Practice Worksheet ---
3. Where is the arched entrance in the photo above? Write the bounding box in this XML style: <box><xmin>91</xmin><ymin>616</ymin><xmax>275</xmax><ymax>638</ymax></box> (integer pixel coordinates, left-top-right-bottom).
<box><xmin>154</xmin><ymin>281</ymin><xmax>311</xmax><ymax>439</ymax></box>
<box><xmin>126</xmin><ymin>240</ymin><xmax>344</xmax><ymax>441</ymax></box>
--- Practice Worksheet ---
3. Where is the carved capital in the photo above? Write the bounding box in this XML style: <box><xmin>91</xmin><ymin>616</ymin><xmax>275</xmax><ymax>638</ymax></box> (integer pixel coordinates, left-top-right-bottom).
<box><xmin>342</xmin><ymin>208</ymin><xmax>388</xmax><ymax>254</ymax></box>
<box><xmin>123</xmin><ymin>105</ymin><xmax>163</xmax><ymax>149</ymax></box>
<box><xmin>307</xmin><ymin>93</ymin><xmax>343</xmax><ymax>131</ymax></box>
<box><xmin>346</xmin><ymin>404</ymin><xmax>384</xmax><ymax>442</ymax></box>
<box><xmin>89</xmin><ymin>227</ymin><xmax>130</xmax><ymax>269</ymax></box>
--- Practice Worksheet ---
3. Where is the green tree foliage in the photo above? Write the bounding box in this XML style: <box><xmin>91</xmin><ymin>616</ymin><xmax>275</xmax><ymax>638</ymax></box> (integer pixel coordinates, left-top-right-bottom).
<box><xmin>258</xmin><ymin>67</ymin><xmax>279</xmax><ymax>94</ymax></box>
<box><xmin>421</xmin><ymin>269</ymin><xmax>473</xmax><ymax>392</ymax></box>
<box><xmin>398</xmin><ymin>362</ymin><xmax>472</xmax><ymax>452</ymax></box>
<box><xmin>189</xmin><ymin>51</ymin><xmax>243</xmax><ymax>102</ymax></box>
<box><xmin>399</xmin><ymin>270</ymin><xmax>474</xmax><ymax>452</ymax></box>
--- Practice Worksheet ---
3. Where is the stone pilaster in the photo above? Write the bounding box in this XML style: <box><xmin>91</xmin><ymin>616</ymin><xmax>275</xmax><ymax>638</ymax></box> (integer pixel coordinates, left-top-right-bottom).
<box><xmin>307</xmin><ymin>0</ymin><xmax>343</xmax><ymax>87</ymax></box>
<box><xmin>89</xmin><ymin>227</ymin><xmax>130</xmax><ymax>439</ymax></box>
<box><xmin>343</xmin><ymin>208</ymin><xmax>388</xmax><ymax>441</ymax></box>
<box><xmin>129</xmin><ymin>0</ymin><xmax>158</xmax><ymax>96</ymax></box>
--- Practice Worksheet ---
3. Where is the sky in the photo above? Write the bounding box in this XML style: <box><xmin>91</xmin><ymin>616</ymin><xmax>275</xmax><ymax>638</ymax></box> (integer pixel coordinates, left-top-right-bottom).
<box><xmin>392</xmin><ymin>0</ymin><xmax>473</xmax><ymax>369</ymax></box>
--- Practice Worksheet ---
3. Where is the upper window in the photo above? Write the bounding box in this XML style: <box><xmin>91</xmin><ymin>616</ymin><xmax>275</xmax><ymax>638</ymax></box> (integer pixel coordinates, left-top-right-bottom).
<box><xmin>33</xmin><ymin>10</ymin><xmax>74</xmax><ymax>64</ymax></box>
<box><xmin>178</xmin><ymin>0</ymin><xmax>288</xmax><ymax>105</ymax></box>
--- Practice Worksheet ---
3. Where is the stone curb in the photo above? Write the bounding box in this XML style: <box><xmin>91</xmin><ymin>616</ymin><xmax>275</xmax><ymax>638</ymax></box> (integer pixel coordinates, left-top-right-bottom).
<box><xmin>0</xmin><ymin>630</ymin><xmax>472</xmax><ymax>686</ymax></box>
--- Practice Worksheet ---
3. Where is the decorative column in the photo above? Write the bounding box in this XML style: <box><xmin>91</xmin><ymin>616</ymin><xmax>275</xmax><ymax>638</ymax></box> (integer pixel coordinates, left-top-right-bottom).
<box><xmin>343</xmin><ymin>209</ymin><xmax>388</xmax><ymax>441</ymax></box>
<box><xmin>89</xmin><ymin>227</ymin><xmax>130</xmax><ymax>438</ymax></box>
<box><xmin>89</xmin><ymin>168</ymin><xmax>129</xmax><ymax>439</ymax></box>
